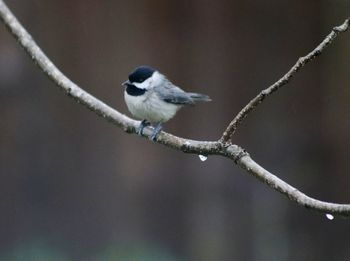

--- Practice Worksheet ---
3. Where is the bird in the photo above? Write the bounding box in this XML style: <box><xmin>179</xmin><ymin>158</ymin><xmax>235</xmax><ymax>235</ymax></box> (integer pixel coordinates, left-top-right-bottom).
<box><xmin>122</xmin><ymin>65</ymin><xmax>211</xmax><ymax>140</ymax></box>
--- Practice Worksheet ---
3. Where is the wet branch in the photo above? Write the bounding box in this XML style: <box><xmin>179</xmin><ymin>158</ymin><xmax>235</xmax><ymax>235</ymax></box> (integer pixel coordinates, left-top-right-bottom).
<box><xmin>1</xmin><ymin>0</ymin><xmax>350</xmax><ymax>216</ymax></box>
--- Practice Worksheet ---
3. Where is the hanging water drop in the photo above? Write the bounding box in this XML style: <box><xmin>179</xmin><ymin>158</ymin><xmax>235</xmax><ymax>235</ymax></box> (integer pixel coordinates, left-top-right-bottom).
<box><xmin>199</xmin><ymin>155</ymin><xmax>208</xmax><ymax>162</ymax></box>
<box><xmin>325</xmin><ymin>213</ymin><xmax>334</xmax><ymax>220</ymax></box>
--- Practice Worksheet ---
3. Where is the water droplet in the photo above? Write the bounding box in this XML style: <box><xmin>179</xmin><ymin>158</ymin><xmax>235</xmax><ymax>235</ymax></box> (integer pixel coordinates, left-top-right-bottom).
<box><xmin>325</xmin><ymin>213</ymin><xmax>334</xmax><ymax>220</ymax></box>
<box><xmin>199</xmin><ymin>155</ymin><xmax>207</xmax><ymax>162</ymax></box>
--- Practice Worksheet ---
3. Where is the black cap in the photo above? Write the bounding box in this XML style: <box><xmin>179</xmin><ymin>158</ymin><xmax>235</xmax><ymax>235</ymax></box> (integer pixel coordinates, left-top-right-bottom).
<box><xmin>128</xmin><ymin>65</ymin><xmax>156</xmax><ymax>83</ymax></box>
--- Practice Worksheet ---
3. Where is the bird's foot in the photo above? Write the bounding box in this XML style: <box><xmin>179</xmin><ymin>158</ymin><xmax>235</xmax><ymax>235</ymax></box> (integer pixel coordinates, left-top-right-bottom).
<box><xmin>136</xmin><ymin>120</ymin><xmax>150</xmax><ymax>136</ymax></box>
<box><xmin>150</xmin><ymin>123</ymin><xmax>163</xmax><ymax>141</ymax></box>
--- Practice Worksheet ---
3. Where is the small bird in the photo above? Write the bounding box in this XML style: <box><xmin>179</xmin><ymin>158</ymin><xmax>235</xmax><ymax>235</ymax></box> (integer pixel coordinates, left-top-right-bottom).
<box><xmin>122</xmin><ymin>65</ymin><xmax>211</xmax><ymax>140</ymax></box>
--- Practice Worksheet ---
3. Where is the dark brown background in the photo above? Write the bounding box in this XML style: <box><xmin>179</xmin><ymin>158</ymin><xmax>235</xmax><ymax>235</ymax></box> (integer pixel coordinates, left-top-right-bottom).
<box><xmin>1</xmin><ymin>0</ymin><xmax>350</xmax><ymax>260</ymax></box>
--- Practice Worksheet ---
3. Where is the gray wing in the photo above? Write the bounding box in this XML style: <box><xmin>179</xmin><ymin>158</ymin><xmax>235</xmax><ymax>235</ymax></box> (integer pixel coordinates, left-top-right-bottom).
<box><xmin>154</xmin><ymin>80</ymin><xmax>195</xmax><ymax>105</ymax></box>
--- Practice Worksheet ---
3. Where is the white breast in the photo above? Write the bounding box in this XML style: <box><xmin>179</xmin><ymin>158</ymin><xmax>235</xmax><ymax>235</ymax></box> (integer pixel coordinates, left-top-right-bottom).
<box><xmin>124</xmin><ymin>91</ymin><xmax>181</xmax><ymax>123</ymax></box>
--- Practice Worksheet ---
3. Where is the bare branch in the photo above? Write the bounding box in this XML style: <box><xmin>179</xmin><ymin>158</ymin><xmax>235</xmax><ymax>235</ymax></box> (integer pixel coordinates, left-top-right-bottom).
<box><xmin>1</xmin><ymin>0</ymin><xmax>350</xmax><ymax>216</ymax></box>
<box><xmin>220</xmin><ymin>18</ymin><xmax>350</xmax><ymax>143</ymax></box>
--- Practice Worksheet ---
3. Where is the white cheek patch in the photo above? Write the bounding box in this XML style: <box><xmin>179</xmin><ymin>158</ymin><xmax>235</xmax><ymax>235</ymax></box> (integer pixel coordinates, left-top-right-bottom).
<box><xmin>133</xmin><ymin>78</ymin><xmax>151</xmax><ymax>89</ymax></box>
<box><xmin>132</xmin><ymin>71</ymin><xmax>164</xmax><ymax>90</ymax></box>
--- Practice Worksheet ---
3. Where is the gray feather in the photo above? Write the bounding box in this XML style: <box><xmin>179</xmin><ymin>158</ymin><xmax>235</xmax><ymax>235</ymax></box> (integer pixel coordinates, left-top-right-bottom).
<box><xmin>187</xmin><ymin>92</ymin><xmax>211</xmax><ymax>102</ymax></box>
<box><xmin>154</xmin><ymin>81</ymin><xmax>194</xmax><ymax>105</ymax></box>
<box><xmin>154</xmin><ymin>78</ymin><xmax>211</xmax><ymax>105</ymax></box>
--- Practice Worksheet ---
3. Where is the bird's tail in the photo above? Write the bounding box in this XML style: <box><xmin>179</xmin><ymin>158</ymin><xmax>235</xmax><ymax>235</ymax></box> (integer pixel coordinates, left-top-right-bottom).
<box><xmin>188</xmin><ymin>92</ymin><xmax>211</xmax><ymax>102</ymax></box>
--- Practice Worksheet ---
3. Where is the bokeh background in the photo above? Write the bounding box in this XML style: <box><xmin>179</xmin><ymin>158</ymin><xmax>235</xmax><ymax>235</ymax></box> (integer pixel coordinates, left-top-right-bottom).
<box><xmin>1</xmin><ymin>0</ymin><xmax>350</xmax><ymax>260</ymax></box>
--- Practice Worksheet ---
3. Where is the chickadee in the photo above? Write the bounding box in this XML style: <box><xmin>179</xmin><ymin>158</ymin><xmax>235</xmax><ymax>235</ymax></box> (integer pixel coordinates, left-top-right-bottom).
<box><xmin>122</xmin><ymin>66</ymin><xmax>211</xmax><ymax>140</ymax></box>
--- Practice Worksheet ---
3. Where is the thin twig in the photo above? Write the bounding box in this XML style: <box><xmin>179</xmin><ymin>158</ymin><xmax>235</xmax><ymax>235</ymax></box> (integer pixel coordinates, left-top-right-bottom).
<box><xmin>1</xmin><ymin>0</ymin><xmax>350</xmax><ymax>216</ymax></box>
<box><xmin>220</xmin><ymin>18</ymin><xmax>350</xmax><ymax>143</ymax></box>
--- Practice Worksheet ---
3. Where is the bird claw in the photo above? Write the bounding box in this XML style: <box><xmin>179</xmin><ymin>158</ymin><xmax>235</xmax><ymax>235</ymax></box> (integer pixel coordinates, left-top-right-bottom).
<box><xmin>136</xmin><ymin>120</ymin><xmax>150</xmax><ymax>136</ymax></box>
<box><xmin>136</xmin><ymin>120</ymin><xmax>162</xmax><ymax>141</ymax></box>
<box><xmin>150</xmin><ymin>123</ymin><xmax>163</xmax><ymax>141</ymax></box>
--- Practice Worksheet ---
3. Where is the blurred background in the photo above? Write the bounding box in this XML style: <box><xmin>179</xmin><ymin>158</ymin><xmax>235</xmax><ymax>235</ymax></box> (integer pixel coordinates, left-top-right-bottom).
<box><xmin>1</xmin><ymin>0</ymin><xmax>350</xmax><ymax>260</ymax></box>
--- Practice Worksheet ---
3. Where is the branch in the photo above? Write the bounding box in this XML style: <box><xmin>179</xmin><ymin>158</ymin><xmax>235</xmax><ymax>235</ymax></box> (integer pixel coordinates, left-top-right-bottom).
<box><xmin>1</xmin><ymin>0</ymin><xmax>350</xmax><ymax>216</ymax></box>
<box><xmin>220</xmin><ymin>18</ymin><xmax>350</xmax><ymax>143</ymax></box>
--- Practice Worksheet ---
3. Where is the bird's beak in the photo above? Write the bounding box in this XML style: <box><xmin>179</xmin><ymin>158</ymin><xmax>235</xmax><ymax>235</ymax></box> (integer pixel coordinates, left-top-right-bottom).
<box><xmin>122</xmin><ymin>80</ymin><xmax>130</xmax><ymax>87</ymax></box>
